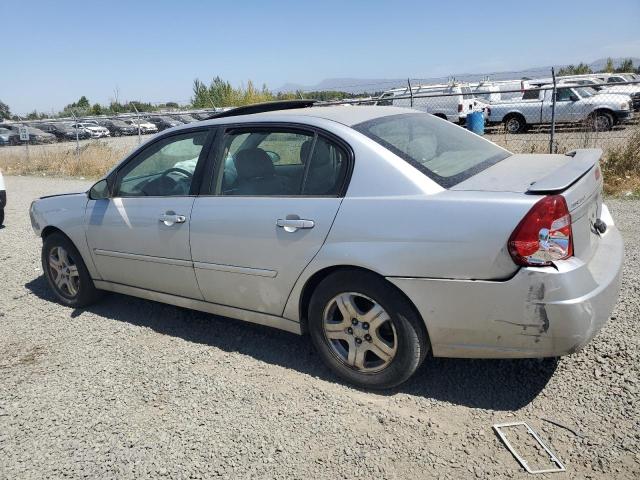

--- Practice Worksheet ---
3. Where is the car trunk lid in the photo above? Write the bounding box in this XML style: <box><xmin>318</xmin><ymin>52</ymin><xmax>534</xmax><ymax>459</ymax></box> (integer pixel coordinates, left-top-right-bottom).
<box><xmin>452</xmin><ymin>149</ymin><xmax>604</xmax><ymax>263</ymax></box>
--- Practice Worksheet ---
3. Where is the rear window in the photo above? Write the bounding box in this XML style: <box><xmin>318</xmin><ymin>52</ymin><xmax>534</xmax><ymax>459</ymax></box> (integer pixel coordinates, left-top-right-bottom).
<box><xmin>522</xmin><ymin>89</ymin><xmax>540</xmax><ymax>100</ymax></box>
<box><xmin>354</xmin><ymin>113</ymin><xmax>510</xmax><ymax>188</ymax></box>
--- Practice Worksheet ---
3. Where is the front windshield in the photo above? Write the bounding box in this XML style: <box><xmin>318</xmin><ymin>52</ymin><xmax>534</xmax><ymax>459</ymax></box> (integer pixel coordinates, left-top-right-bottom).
<box><xmin>575</xmin><ymin>87</ymin><xmax>597</xmax><ymax>97</ymax></box>
<box><xmin>354</xmin><ymin>113</ymin><xmax>510</xmax><ymax>188</ymax></box>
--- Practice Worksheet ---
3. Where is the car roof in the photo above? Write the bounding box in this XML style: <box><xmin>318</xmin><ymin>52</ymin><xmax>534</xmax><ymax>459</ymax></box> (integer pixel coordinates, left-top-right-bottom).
<box><xmin>197</xmin><ymin>105</ymin><xmax>416</xmax><ymax>128</ymax></box>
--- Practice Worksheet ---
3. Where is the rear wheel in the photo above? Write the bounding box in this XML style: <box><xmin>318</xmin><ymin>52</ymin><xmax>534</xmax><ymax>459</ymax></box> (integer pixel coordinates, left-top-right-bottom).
<box><xmin>504</xmin><ymin>114</ymin><xmax>527</xmax><ymax>134</ymax></box>
<box><xmin>308</xmin><ymin>271</ymin><xmax>429</xmax><ymax>389</ymax></box>
<box><xmin>42</xmin><ymin>233</ymin><xmax>102</xmax><ymax>307</ymax></box>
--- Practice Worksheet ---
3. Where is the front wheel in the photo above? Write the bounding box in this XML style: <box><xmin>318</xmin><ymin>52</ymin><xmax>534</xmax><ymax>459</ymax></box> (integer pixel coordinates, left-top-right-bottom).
<box><xmin>308</xmin><ymin>271</ymin><xmax>429</xmax><ymax>389</ymax></box>
<box><xmin>42</xmin><ymin>233</ymin><xmax>103</xmax><ymax>307</ymax></box>
<box><xmin>588</xmin><ymin>112</ymin><xmax>614</xmax><ymax>132</ymax></box>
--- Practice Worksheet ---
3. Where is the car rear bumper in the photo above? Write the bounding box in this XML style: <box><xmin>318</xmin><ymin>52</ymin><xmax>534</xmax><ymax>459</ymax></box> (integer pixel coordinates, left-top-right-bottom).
<box><xmin>388</xmin><ymin>205</ymin><xmax>624</xmax><ymax>359</ymax></box>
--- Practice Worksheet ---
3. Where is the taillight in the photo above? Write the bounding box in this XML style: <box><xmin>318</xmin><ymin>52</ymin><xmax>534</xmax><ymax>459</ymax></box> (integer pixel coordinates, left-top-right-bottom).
<box><xmin>508</xmin><ymin>195</ymin><xmax>573</xmax><ymax>266</ymax></box>
<box><xmin>458</xmin><ymin>104</ymin><xmax>463</xmax><ymax>112</ymax></box>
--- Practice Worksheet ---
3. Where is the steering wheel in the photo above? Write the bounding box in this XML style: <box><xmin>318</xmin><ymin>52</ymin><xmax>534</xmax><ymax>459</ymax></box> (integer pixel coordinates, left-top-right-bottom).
<box><xmin>140</xmin><ymin>167</ymin><xmax>193</xmax><ymax>196</ymax></box>
<box><xmin>160</xmin><ymin>167</ymin><xmax>193</xmax><ymax>181</ymax></box>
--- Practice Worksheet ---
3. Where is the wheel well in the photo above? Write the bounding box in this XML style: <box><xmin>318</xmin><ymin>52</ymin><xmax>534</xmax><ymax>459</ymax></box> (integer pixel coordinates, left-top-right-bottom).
<box><xmin>503</xmin><ymin>112</ymin><xmax>524</xmax><ymax>122</ymax></box>
<box><xmin>433</xmin><ymin>113</ymin><xmax>448</xmax><ymax>120</ymax></box>
<box><xmin>592</xmin><ymin>108</ymin><xmax>615</xmax><ymax>119</ymax></box>
<box><xmin>297</xmin><ymin>265</ymin><xmax>430</xmax><ymax>344</ymax></box>
<box><xmin>41</xmin><ymin>225</ymin><xmax>66</xmax><ymax>239</ymax></box>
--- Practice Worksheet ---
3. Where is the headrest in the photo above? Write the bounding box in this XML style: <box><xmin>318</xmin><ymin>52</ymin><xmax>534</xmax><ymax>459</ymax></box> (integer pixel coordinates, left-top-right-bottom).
<box><xmin>300</xmin><ymin>138</ymin><xmax>332</xmax><ymax>166</ymax></box>
<box><xmin>234</xmin><ymin>148</ymin><xmax>275</xmax><ymax>179</ymax></box>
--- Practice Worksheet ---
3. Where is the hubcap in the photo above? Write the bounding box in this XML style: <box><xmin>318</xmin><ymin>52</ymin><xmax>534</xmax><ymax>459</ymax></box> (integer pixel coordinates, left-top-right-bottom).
<box><xmin>595</xmin><ymin>116</ymin><xmax>609</xmax><ymax>131</ymax></box>
<box><xmin>506</xmin><ymin>118</ymin><xmax>520</xmax><ymax>133</ymax></box>
<box><xmin>322</xmin><ymin>292</ymin><xmax>397</xmax><ymax>373</ymax></box>
<box><xmin>48</xmin><ymin>246</ymin><xmax>80</xmax><ymax>297</ymax></box>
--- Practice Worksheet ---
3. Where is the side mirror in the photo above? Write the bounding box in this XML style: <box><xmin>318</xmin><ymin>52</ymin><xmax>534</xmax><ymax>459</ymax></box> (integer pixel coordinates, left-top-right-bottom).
<box><xmin>570</xmin><ymin>95</ymin><xmax>580</xmax><ymax>102</ymax></box>
<box><xmin>88</xmin><ymin>179</ymin><xmax>110</xmax><ymax>200</ymax></box>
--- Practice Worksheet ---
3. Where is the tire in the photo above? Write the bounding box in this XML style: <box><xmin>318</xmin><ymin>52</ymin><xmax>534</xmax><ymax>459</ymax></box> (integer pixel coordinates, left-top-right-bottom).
<box><xmin>42</xmin><ymin>233</ymin><xmax>103</xmax><ymax>308</ymax></box>
<box><xmin>308</xmin><ymin>270</ymin><xmax>429</xmax><ymax>389</ymax></box>
<box><xmin>0</xmin><ymin>208</ymin><xmax>4</xmax><ymax>226</ymax></box>
<box><xmin>589</xmin><ymin>111</ymin><xmax>614</xmax><ymax>132</ymax></box>
<box><xmin>504</xmin><ymin>114</ymin><xmax>527</xmax><ymax>134</ymax></box>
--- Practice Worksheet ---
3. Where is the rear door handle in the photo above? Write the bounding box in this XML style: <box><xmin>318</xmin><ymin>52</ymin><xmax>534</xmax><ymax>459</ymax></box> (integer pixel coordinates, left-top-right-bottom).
<box><xmin>276</xmin><ymin>218</ymin><xmax>315</xmax><ymax>232</ymax></box>
<box><xmin>159</xmin><ymin>212</ymin><xmax>186</xmax><ymax>226</ymax></box>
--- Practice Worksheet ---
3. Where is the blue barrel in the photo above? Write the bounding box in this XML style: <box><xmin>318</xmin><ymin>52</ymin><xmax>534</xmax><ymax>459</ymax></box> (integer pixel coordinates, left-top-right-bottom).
<box><xmin>466</xmin><ymin>111</ymin><xmax>485</xmax><ymax>135</ymax></box>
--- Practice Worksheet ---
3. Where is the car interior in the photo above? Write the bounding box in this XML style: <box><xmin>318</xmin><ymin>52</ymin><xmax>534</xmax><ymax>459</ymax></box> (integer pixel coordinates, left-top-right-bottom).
<box><xmin>220</xmin><ymin>131</ymin><xmax>347</xmax><ymax>196</ymax></box>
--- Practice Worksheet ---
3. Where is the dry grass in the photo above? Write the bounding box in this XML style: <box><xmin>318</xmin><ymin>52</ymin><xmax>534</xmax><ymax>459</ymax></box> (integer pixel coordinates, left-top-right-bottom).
<box><xmin>1</xmin><ymin>128</ymin><xmax>638</xmax><ymax>196</ymax></box>
<box><xmin>601</xmin><ymin>125</ymin><xmax>640</xmax><ymax>196</ymax></box>
<box><xmin>0</xmin><ymin>142</ymin><xmax>125</xmax><ymax>179</ymax></box>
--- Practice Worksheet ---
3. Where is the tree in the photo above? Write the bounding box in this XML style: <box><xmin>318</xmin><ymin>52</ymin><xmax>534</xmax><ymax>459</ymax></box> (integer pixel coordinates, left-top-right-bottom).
<box><xmin>616</xmin><ymin>58</ymin><xmax>634</xmax><ymax>73</ymax></box>
<box><xmin>603</xmin><ymin>57</ymin><xmax>615</xmax><ymax>73</ymax></box>
<box><xmin>557</xmin><ymin>62</ymin><xmax>592</xmax><ymax>76</ymax></box>
<box><xmin>0</xmin><ymin>100</ymin><xmax>10</xmax><ymax>120</ymax></box>
<box><xmin>91</xmin><ymin>103</ymin><xmax>103</xmax><ymax>115</ymax></box>
<box><xmin>76</xmin><ymin>96</ymin><xmax>90</xmax><ymax>109</ymax></box>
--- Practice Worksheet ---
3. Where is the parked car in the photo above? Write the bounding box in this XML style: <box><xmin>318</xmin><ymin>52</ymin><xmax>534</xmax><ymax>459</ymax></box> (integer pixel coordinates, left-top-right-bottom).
<box><xmin>531</xmin><ymin>75</ymin><xmax>640</xmax><ymax>111</ymax></box>
<box><xmin>0</xmin><ymin>169</ymin><xmax>5</xmax><ymax>225</ymax></box>
<box><xmin>122</xmin><ymin>118</ymin><xmax>159</xmax><ymax>134</ymax></box>
<box><xmin>96</xmin><ymin>119</ymin><xmax>138</xmax><ymax>136</ymax></box>
<box><xmin>1</xmin><ymin>124</ymin><xmax>57</xmax><ymax>144</ymax></box>
<box><xmin>595</xmin><ymin>73</ymin><xmax>638</xmax><ymax>84</ymax></box>
<box><xmin>30</xmin><ymin>104</ymin><xmax>623</xmax><ymax>389</ymax></box>
<box><xmin>191</xmin><ymin>112</ymin><xmax>215</xmax><ymax>120</ymax></box>
<box><xmin>172</xmin><ymin>114</ymin><xmax>198</xmax><ymax>124</ymax></box>
<box><xmin>376</xmin><ymin>83</ymin><xmax>476</xmax><ymax>124</ymax></box>
<box><xmin>146</xmin><ymin>116</ymin><xmax>183</xmax><ymax>131</ymax></box>
<box><xmin>36</xmin><ymin>122</ymin><xmax>91</xmax><ymax>141</ymax></box>
<box><xmin>487</xmin><ymin>84</ymin><xmax>634</xmax><ymax>133</ymax></box>
<box><xmin>0</xmin><ymin>127</ymin><xmax>13</xmax><ymax>146</ymax></box>
<box><xmin>74</xmin><ymin>122</ymin><xmax>110</xmax><ymax>138</ymax></box>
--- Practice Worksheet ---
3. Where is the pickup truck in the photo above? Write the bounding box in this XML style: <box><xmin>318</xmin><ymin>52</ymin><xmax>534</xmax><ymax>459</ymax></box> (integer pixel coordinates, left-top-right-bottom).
<box><xmin>487</xmin><ymin>84</ymin><xmax>634</xmax><ymax>133</ymax></box>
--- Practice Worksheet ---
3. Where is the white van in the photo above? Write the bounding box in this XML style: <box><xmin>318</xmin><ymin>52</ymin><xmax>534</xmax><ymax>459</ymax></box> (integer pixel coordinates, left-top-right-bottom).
<box><xmin>376</xmin><ymin>83</ymin><xmax>475</xmax><ymax>124</ymax></box>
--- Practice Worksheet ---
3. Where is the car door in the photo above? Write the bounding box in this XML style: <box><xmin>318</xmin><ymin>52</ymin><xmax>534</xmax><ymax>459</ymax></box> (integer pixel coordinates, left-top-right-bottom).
<box><xmin>85</xmin><ymin>129</ymin><xmax>213</xmax><ymax>299</ymax></box>
<box><xmin>545</xmin><ymin>88</ymin><xmax>576</xmax><ymax>123</ymax></box>
<box><xmin>190</xmin><ymin>125</ymin><xmax>351</xmax><ymax>316</ymax></box>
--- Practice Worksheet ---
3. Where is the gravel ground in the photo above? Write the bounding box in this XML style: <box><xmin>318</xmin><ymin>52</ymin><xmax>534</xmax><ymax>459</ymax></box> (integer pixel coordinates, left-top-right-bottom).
<box><xmin>0</xmin><ymin>175</ymin><xmax>638</xmax><ymax>479</ymax></box>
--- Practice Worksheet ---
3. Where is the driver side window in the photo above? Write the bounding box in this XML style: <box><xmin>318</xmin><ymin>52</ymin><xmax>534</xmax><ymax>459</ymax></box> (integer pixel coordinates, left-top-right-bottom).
<box><xmin>116</xmin><ymin>131</ymin><xmax>208</xmax><ymax>197</ymax></box>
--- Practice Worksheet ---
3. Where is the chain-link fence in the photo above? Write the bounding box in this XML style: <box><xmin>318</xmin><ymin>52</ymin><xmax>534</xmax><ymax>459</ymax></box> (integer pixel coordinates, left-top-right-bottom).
<box><xmin>1</xmin><ymin>74</ymin><xmax>638</xmax><ymax>177</ymax></box>
<box><xmin>320</xmin><ymin>75</ymin><xmax>639</xmax><ymax>156</ymax></box>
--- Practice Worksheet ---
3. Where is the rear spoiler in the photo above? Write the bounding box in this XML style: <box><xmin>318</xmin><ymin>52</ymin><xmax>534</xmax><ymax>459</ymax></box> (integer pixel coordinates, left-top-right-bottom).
<box><xmin>527</xmin><ymin>149</ymin><xmax>602</xmax><ymax>193</ymax></box>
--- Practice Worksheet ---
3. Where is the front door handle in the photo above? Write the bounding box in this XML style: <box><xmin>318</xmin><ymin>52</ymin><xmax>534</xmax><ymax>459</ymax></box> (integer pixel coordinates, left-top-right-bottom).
<box><xmin>276</xmin><ymin>218</ymin><xmax>315</xmax><ymax>232</ymax></box>
<box><xmin>159</xmin><ymin>211</ymin><xmax>186</xmax><ymax>226</ymax></box>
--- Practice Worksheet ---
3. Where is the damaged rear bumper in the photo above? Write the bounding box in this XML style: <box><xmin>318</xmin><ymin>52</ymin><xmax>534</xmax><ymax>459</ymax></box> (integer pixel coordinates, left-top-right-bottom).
<box><xmin>388</xmin><ymin>218</ymin><xmax>624</xmax><ymax>359</ymax></box>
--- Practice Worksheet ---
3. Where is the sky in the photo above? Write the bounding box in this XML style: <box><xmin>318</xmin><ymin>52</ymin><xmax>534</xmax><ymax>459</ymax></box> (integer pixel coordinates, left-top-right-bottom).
<box><xmin>1</xmin><ymin>0</ymin><xmax>639</xmax><ymax>114</ymax></box>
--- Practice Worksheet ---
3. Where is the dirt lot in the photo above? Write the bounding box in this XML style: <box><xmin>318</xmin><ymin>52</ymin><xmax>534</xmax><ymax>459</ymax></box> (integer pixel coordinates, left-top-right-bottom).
<box><xmin>1</xmin><ymin>176</ymin><xmax>639</xmax><ymax>479</ymax></box>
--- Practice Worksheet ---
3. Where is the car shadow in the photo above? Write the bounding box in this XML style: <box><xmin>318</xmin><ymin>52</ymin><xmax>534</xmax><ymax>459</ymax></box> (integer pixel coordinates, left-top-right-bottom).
<box><xmin>25</xmin><ymin>276</ymin><xmax>557</xmax><ymax>410</ymax></box>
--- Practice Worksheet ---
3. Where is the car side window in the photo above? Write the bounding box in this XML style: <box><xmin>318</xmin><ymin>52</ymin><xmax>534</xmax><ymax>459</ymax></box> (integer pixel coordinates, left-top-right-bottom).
<box><xmin>217</xmin><ymin>128</ymin><xmax>349</xmax><ymax>197</ymax></box>
<box><xmin>301</xmin><ymin>136</ymin><xmax>349</xmax><ymax>196</ymax></box>
<box><xmin>555</xmin><ymin>88</ymin><xmax>572</xmax><ymax>102</ymax></box>
<box><xmin>116</xmin><ymin>130</ymin><xmax>208</xmax><ymax>197</ymax></box>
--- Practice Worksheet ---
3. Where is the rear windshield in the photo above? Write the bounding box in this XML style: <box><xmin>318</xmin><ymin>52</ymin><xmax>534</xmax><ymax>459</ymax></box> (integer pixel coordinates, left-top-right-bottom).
<box><xmin>354</xmin><ymin>113</ymin><xmax>510</xmax><ymax>188</ymax></box>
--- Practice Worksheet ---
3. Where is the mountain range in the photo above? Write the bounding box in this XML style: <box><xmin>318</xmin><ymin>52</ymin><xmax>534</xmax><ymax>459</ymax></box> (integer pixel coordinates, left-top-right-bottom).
<box><xmin>276</xmin><ymin>57</ymin><xmax>640</xmax><ymax>94</ymax></box>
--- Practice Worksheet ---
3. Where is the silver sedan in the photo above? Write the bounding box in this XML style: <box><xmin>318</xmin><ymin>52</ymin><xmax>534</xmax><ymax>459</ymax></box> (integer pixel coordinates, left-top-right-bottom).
<box><xmin>29</xmin><ymin>105</ymin><xmax>624</xmax><ymax>388</ymax></box>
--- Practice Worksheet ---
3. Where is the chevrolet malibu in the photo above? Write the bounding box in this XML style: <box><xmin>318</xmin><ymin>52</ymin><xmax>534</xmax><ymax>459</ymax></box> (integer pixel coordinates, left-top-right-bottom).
<box><xmin>29</xmin><ymin>103</ymin><xmax>624</xmax><ymax>389</ymax></box>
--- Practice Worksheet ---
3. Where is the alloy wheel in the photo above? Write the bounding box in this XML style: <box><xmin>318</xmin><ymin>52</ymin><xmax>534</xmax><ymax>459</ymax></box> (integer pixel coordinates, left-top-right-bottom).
<box><xmin>322</xmin><ymin>292</ymin><xmax>398</xmax><ymax>373</ymax></box>
<box><xmin>506</xmin><ymin>118</ymin><xmax>521</xmax><ymax>133</ymax></box>
<box><xmin>48</xmin><ymin>246</ymin><xmax>80</xmax><ymax>297</ymax></box>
